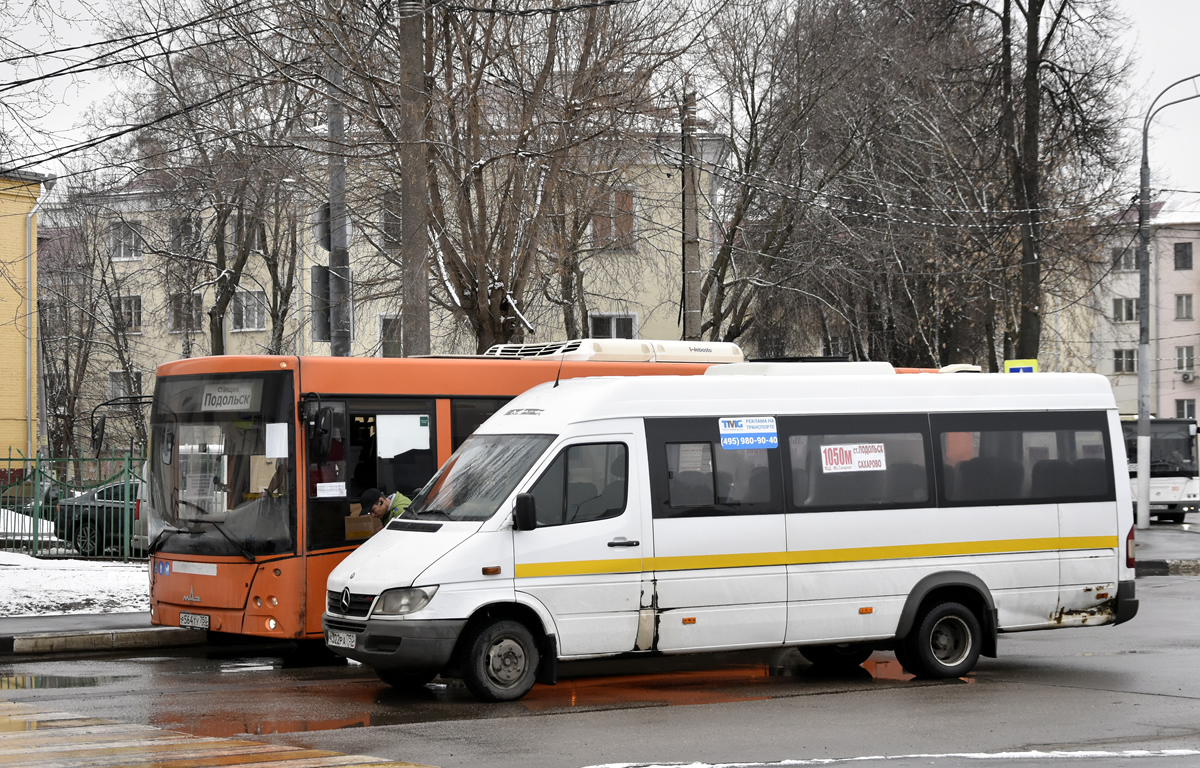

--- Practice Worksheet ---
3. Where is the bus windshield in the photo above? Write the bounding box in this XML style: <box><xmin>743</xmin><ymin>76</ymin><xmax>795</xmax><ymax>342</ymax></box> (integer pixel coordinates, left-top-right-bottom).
<box><xmin>1123</xmin><ymin>420</ymin><xmax>1198</xmax><ymax>479</ymax></box>
<box><xmin>148</xmin><ymin>371</ymin><xmax>296</xmax><ymax>557</ymax></box>
<box><xmin>406</xmin><ymin>434</ymin><xmax>554</xmax><ymax>522</ymax></box>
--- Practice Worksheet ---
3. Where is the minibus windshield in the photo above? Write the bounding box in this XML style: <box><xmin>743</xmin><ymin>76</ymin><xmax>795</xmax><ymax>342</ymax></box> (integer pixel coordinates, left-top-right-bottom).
<box><xmin>406</xmin><ymin>434</ymin><xmax>554</xmax><ymax>522</ymax></box>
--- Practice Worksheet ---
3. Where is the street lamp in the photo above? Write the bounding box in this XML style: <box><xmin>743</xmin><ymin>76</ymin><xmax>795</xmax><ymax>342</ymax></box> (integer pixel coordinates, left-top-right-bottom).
<box><xmin>1136</xmin><ymin>74</ymin><xmax>1200</xmax><ymax>529</ymax></box>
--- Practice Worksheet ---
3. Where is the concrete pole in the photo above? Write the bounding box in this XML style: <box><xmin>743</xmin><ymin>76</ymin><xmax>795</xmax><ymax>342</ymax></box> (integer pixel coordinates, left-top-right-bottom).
<box><xmin>398</xmin><ymin>1</ymin><xmax>430</xmax><ymax>356</ymax></box>
<box><xmin>681</xmin><ymin>89</ymin><xmax>701</xmax><ymax>341</ymax></box>
<box><xmin>328</xmin><ymin>45</ymin><xmax>352</xmax><ymax>357</ymax></box>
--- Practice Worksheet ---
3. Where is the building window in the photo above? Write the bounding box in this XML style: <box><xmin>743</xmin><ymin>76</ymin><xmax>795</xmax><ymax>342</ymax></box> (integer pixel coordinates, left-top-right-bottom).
<box><xmin>1114</xmin><ymin>349</ymin><xmax>1136</xmax><ymax>374</ymax></box>
<box><xmin>589</xmin><ymin>313</ymin><xmax>635</xmax><ymax>339</ymax></box>
<box><xmin>1112</xmin><ymin>298</ymin><xmax>1138</xmax><ymax>323</ymax></box>
<box><xmin>1112</xmin><ymin>247</ymin><xmax>1135</xmax><ymax>272</ymax></box>
<box><xmin>118</xmin><ymin>295</ymin><xmax>142</xmax><ymax>333</ymax></box>
<box><xmin>169</xmin><ymin>293</ymin><xmax>204</xmax><ymax>332</ymax></box>
<box><xmin>1178</xmin><ymin>346</ymin><xmax>1195</xmax><ymax>371</ymax></box>
<box><xmin>110</xmin><ymin>220</ymin><xmax>143</xmax><ymax>261</ymax></box>
<box><xmin>592</xmin><ymin>189</ymin><xmax>635</xmax><ymax>251</ymax></box>
<box><xmin>382</xmin><ymin>190</ymin><xmax>403</xmax><ymax>250</ymax></box>
<box><xmin>380</xmin><ymin>316</ymin><xmax>403</xmax><ymax>357</ymax></box>
<box><xmin>1176</xmin><ymin>242</ymin><xmax>1194</xmax><ymax>270</ymax></box>
<box><xmin>1178</xmin><ymin>400</ymin><xmax>1197</xmax><ymax>419</ymax></box>
<box><xmin>1178</xmin><ymin>294</ymin><xmax>1194</xmax><ymax>321</ymax></box>
<box><xmin>170</xmin><ymin>216</ymin><xmax>200</xmax><ymax>253</ymax></box>
<box><xmin>108</xmin><ymin>371</ymin><xmax>142</xmax><ymax>400</ymax></box>
<box><xmin>231</xmin><ymin>290</ymin><xmax>267</xmax><ymax>331</ymax></box>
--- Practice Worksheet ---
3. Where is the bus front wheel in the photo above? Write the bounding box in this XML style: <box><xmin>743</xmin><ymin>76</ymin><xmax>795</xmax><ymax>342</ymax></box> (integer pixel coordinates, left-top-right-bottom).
<box><xmin>462</xmin><ymin>619</ymin><xmax>540</xmax><ymax>702</ymax></box>
<box><xmin>902</xmin><ymin>601</ymin><xmax>981</xmax><ymax>679</ymax></box>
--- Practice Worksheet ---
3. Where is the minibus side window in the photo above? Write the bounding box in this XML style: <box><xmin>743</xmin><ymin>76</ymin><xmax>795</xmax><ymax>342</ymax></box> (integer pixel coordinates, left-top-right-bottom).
<box><xmin>528</xmin><ymin>443</ymin><xmax>628</xmax><ymax>526</ymax></box>
<box><xmin>787</xmin><ymin>431</ymin><xmax>929</xmax><ymax>510</ymax></box>
<box><xmin>930</xmin><ymin>411</ymin><xmax>1114</xmax><ymax>506</ymax></box>
<box><xmin>666</xmin><ymin>443</ymin><xmax>715</xmax><ymax>507</ymax></box>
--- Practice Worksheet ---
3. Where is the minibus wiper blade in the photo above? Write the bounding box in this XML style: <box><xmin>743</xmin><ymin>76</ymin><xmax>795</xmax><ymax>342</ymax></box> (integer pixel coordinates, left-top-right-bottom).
<box><xmin>412</xmin><ymin>509</ymin><xmax>452</xmax><ymax>521</ymax></box>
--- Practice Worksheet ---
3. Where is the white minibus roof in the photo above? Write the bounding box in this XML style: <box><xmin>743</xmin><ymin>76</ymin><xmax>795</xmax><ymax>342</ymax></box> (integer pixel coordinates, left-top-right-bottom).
<box><xmin>477</xmin><ymin>371</ymin><xmax>1118</xmax><ymax>436</ymax></box>
<box><xmin>705</xmin><ymin>361</ymin><xmax>895</xmax><ymax>376</ymax></box>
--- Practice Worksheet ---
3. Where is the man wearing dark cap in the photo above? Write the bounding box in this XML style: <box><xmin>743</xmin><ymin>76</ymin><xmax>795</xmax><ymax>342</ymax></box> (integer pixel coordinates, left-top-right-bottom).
<box><xmin>360</xmin><ymin>487</ymin><xmax>412</xmax><ymax>527</ymax></box>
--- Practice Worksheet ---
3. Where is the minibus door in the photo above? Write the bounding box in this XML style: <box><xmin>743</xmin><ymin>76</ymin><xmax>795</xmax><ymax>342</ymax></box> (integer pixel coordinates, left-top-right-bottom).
<box><xmin>513</xmin><ymin>439</ymin><xmax>643</xmax><ymax>657</ymax></box>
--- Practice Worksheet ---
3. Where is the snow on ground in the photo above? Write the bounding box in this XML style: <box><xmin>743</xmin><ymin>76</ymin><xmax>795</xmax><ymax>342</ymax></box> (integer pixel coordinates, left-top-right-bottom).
<box><xmin>0</xmin><ymin>552</ymin><xmax>148</xmax><ymax>616</ymax></box>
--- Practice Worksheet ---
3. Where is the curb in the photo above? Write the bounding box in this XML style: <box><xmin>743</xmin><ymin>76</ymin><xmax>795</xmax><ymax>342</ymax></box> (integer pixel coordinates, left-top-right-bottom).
<box><xmin>0</xmin><ymin>626</ymin><xmax>205</xmax><ymax>655</ymax></box>
<box><xmin>1137</xmin><ymin>559</ymin><xmax>1200</xmax><ymax>577</ymax></box>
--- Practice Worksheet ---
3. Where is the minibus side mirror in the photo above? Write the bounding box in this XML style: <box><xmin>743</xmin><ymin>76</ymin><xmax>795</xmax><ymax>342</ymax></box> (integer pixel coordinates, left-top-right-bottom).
<box><xmin>311</xmin><ymin>407</ymin><xmax>333</xmax><ymax>460</ymax></box>
<box><xmin>513</xmin><ymin>493</ymin><xmax>537</xmax><ymax>531</ymax></box>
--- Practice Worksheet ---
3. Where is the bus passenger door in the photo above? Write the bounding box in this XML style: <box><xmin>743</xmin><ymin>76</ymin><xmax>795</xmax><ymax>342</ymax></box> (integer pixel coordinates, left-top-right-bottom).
<box><xmin>513</xmin><ymin>437</ymin><xmax>643</xmax><ymax>657</ymax></box>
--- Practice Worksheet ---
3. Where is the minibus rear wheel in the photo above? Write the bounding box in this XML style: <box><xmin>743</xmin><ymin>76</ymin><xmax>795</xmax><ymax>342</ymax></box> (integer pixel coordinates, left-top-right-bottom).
<box><xmin>903</xmin><ymin>601</ymin><xmax>981</xmax><ymax>679</ymax></box>
<box><xmin>799</xmin><ymin>643</ymin><xmax>874</xmax><ymax>670</ymax></box>
<box><xmin>462</xmin><ymin>619</ymin><xmax>541</xmax><ymax>702</ymax></box>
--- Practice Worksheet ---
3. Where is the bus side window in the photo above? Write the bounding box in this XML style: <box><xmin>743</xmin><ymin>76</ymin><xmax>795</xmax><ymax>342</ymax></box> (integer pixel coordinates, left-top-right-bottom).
<box><xmin>376</xmin><ymin>413</ymin><xmax>436</xmax><ymax>498</ymax></box>
<box><xmin>451</xmin><ymin>398</ymin><xmax>511</xmax><ymax>450</ymax></box>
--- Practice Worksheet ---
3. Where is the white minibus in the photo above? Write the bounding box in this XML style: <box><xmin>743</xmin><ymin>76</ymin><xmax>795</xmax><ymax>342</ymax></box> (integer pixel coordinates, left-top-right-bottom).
<box><xmin>323</xmin><ymin>364</ymin><xmax>1138</xmax><ymax>701</ymax></box>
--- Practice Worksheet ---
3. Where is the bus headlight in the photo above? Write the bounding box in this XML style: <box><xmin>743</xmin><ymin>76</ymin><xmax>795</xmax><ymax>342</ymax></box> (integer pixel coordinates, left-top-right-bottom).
<box><xmin>373</xmin><ymin>586</ymin><xmax>438</xmax><ymax>616</ymax></box>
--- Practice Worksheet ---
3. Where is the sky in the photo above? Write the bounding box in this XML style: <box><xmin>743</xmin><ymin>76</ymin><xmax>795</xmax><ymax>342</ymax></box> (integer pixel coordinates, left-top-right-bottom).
<box><xmin>8</xmin><ymin>1</ymin><xmax>1200</xmax><ymax>197</ymax></box>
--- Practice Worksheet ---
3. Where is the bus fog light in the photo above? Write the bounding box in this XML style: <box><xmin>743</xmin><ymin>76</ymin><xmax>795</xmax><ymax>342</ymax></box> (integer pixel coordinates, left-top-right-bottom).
<box><xmin>269</xmin><ymin>596</ymin><xmax>278</xmax><ymax>607</ymax></box>
<box><xmin>373</xmin><ymin>586</ymin><xmax>438</xmax><ymax>616</ymax></box>
<box><xmin>254</xmin><ymin>597</ymin><xmax>262</xmax><ymax>608</ymax></box>
<box><xmin>267</xmin><ymin>618</ymin><xmax>277</xmax><ymax>630</ymax></box>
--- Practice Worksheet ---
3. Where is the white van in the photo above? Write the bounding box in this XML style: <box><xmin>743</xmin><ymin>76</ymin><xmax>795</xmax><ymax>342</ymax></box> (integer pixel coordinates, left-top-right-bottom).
<box><xmin>323</xmin><ymin>365</ymin><xmax>1138</xmax><ymax>701</ymax></box>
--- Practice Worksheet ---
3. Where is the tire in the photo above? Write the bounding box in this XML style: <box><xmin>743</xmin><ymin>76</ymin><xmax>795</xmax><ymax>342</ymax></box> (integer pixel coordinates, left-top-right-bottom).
<box><xmin>461</xmin><ymin>619</ymin><xmax>540</xmax><ymax>702</ymax></box>
<box><xmin>73</xmin><ymin>521</ymin><xmax>101</xmax><ymax>556</ymax></box>
<box><xmin>377</xmin><ymin>668</ymin><xmax>438</xmax><ymax>690</ymax></box>
<box><xmin>901</xmin><ymin>601</ymin><xmax>982</xmax><ymax>679</ymax></box>
<box><xmin>799</xmin><ymin>643</ymin><xmax>874</xmax><ymax>670</ymax></box>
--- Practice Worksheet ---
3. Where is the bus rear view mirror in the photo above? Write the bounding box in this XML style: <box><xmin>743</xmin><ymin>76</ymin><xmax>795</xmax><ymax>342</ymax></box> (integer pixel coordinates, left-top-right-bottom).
<box><xmin>312</xmin><ymin>407</ymin><xmax>333</xmax><ymax>460</ymax></box>
<box><xmin>513</xmin><ymin>493</ymin><xmax>537</xmax><ymax>531</ymax></box>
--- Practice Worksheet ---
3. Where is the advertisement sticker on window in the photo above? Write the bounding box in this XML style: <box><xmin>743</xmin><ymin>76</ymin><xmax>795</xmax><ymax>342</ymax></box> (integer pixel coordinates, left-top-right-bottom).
<box><xmin>718</xmin><ymin>416</ymin><xmax>779</xmax><ymax>450</ymax></box>
<box><xmin>820</xmin><ymin>443</ymin><xmax>887</xmax><ymax>473</ymax></box>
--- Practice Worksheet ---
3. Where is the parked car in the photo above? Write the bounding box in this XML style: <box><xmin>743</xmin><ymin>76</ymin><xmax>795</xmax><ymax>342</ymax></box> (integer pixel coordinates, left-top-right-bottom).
<box><xmin>55</xmin><ymin>479</ymin><xmax>144</xmax><ymax>556</ymax></box>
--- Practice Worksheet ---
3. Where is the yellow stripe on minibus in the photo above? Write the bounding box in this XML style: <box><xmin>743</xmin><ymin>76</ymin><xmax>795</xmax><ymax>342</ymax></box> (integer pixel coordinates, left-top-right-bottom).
<box><xmin>513</xmin><ymin>535</ymin><xmax>1118</xmax><ymax>579</ymax></box>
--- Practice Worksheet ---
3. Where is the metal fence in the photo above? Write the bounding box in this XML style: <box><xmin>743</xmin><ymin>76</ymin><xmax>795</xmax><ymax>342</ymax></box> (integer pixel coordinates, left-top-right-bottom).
<box><xmin>0</xmin><ymin>452</ymin><xmax>145</xmax><ymax>562</ymax></box>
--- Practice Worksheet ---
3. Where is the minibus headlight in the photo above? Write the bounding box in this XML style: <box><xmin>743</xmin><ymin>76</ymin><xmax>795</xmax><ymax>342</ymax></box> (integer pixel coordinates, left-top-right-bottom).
<box><xmin>373</xmin><ymin>586</ymin><xmax>438</xmax><ymax>616</ymax></box>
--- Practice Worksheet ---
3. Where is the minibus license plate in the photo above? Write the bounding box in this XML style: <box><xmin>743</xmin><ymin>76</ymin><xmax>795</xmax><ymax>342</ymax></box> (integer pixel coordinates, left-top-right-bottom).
<box><xmin>179</xmin><ymin>612</ymin><xmax>209</xmax><ymax>630</ymax></box>
<box><xmin>327</xmin><ymin>630</ymin><xmax>355</xmax><ymax>649</ymax></box>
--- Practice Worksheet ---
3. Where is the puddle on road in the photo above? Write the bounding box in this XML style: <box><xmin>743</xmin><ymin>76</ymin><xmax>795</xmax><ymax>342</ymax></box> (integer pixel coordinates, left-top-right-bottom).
<box><xmin>0</xmin><ymin>673</ymin><xmax>134</xmax><ymax>690</ymax></box>
<box><xmin>143</xmin><ymin>654</ymin><xmax>968</xmax><ymax>738</ymax></box>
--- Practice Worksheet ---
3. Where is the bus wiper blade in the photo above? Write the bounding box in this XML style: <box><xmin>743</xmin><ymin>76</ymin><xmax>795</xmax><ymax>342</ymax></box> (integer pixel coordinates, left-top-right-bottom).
<box><xmin>147</xmin><ymin>526</ymin><xmax>183</xmax><ymax>554</ymax></box>
<box><xmin>414</xmin><ymin>509</ymin><xmax>452</xmax><ymax>521</ymax></box>
<box><xmin>188</xmin><ymin>518</ymin><xmax>256</xmax><ymax>562</ymax></box>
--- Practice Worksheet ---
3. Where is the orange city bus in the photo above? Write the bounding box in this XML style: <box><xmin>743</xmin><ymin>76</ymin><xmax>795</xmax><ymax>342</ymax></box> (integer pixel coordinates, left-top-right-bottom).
<box><xmin>145</xmin><ymin>340</ymin><xmax>742</xmax><ymax>642</ymax></box>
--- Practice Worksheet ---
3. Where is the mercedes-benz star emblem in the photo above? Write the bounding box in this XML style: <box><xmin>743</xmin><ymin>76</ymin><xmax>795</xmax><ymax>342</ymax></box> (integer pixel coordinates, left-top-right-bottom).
<box><xmin>340</xmin><ymin>587</ymin><xmax>350</xmax><ymax>614</ymax></box>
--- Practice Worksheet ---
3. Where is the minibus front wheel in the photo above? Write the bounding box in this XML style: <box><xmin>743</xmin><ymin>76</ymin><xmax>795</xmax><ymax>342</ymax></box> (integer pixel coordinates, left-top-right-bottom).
<box><xmin>462</xmin><ymin>619</ymin><xmax>541</xmax><ymax>702</ymax></box>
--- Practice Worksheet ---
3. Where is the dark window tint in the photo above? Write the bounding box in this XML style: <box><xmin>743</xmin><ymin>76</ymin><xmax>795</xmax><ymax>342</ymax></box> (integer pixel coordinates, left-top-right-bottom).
<box><xmin>451</xmin><ymin>398</ymin><xmax>510</xmax><ymax>449</ymax></box>
<box><xmin>780</xmin><ymin>414</ymin><xmax>931</xmax><ymax>511</ymax></box>
<box><xmin>529</xmin><ymin>443</ymin><xmax>627</xmax><ymax>526</ymax></box>
<box><xmin>932</xmin><ymin>412</ymin><xmax>1113</xmax><ymax>505</ymax></box>
<box><xmin>647</xmin><ymin>418</ymin><xmax>781</xmax><ymax>518</ymax></box>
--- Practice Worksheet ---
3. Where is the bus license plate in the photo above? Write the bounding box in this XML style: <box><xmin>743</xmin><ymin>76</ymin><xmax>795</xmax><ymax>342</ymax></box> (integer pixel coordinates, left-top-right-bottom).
<box><xmin>327</xmin><ymin>630</ymin><xmax>356</xmax><ymax>650</ymax></box>
<box><xmin>179</xmin><ymin>612</ymin><xmax>210</xmax><ymax>630</ymax></box>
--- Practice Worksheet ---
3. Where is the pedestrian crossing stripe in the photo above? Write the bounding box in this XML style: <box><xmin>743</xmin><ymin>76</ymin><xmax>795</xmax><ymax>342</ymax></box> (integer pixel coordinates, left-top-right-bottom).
<box><xmin>0</xmin><ymin>700</ymin><xmax>436</xmax><ymax>767</ymax></box>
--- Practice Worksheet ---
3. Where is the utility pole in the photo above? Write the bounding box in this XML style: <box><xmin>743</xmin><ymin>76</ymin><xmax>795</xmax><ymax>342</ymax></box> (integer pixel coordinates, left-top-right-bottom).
<box><xmin>398</xmin><ymin>1</ymin><xmax>430</xmax><ymax>355</ymax></box>
<box><xmin>328</xmin><ymin>44</ymin><xmax>351</xmax><ymax>357</ymax></box>
<box><xmin>681</xmin><ymin>88</ymin><xmax>701</xmax><ymax>341</ymax></box>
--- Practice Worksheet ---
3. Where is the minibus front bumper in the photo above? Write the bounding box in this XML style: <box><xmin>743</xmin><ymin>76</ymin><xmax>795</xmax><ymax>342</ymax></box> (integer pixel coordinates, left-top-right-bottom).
<box><xmin>323</xmin><ymin>613</ymin><xmax>467</xmax><ymax>671</ymax></box>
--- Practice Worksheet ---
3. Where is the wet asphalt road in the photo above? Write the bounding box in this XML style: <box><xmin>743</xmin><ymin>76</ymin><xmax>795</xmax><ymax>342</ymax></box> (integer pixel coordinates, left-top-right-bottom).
<box><xmin>3</xmin><ymin>577</ymin><xmax>1200</xmax><ymax>768</ymax></box>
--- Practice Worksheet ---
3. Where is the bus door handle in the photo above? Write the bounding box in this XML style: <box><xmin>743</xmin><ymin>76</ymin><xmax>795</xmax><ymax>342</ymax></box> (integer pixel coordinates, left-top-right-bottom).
<box><xmin>608</xmin><ymin>538</ymin><xmax>640</xmax><ymax>548</ymax></box>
